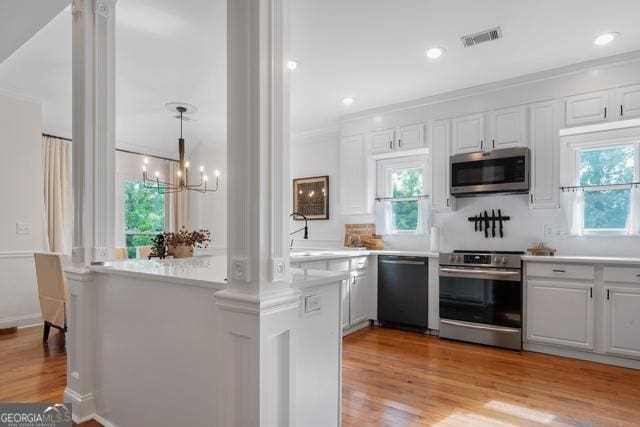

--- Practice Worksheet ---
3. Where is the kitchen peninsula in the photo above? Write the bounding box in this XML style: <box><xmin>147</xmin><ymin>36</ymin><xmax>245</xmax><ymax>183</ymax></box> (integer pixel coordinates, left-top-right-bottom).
<box><xmin>63</xmin><ymin>256</ymin><xmax>347</xmax><ymax>427</ymax></box>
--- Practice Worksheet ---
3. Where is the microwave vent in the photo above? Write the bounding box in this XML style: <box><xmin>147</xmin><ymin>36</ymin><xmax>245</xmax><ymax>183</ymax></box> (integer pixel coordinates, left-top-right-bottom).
<box><xmin>461</xmin><ymin>27</ymin><xmax>502</xmax><ymax>48</ymax></box>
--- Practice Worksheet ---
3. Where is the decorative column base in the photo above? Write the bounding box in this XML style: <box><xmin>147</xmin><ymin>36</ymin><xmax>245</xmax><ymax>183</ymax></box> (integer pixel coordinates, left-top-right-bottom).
<box><xmin>63</xmin><ymin>267</ymin><xmax>97</xmax><ymax>423</ymax></box>
<box><xmin>214</xmin><ymin>287</ymin><xmax>301</xmax><ymax>427</ymax></box>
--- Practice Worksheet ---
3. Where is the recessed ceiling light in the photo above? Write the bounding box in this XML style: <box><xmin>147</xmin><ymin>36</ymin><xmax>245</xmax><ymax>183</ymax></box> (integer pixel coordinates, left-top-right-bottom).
<box><xmin>425</xmin><ymin>47</ymin><xmax>445</xmax><ymax>59</ymax></box>
<box><xmin>287</xmin><ymin>60</ymin><xmax>298</xmax><ymax>70</ymax></box>
<box><xmin>594</xmin><ymin>32</ymin><xmax>619</xmax><ymax>46</ymax></box>
<box><xmin>341</xmin><ymin>97</ymin><xmax>355</xmax><ymax>106</ymax></box>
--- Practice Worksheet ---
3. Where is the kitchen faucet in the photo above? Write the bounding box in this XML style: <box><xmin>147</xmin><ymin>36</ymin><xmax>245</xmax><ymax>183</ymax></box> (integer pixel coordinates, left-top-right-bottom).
<box><xmin>289</xmin><ymin>212</ymin><xmax>309</xmax><ymax>248</ymax></box>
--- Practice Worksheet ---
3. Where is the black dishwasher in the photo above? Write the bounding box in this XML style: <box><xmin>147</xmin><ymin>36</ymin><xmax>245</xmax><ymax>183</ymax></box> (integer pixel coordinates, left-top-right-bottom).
<box><xmin>378</xmin><ymin>256</ymin><xmax>429</xmax><ymax>331</ymax></box>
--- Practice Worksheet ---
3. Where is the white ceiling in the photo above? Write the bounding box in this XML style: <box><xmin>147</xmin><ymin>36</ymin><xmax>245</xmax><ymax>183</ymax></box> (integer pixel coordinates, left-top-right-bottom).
<box><xmin>1</xmin><ymin>0</ymin><xmax>640</xmax><ymax>157</ymax></box>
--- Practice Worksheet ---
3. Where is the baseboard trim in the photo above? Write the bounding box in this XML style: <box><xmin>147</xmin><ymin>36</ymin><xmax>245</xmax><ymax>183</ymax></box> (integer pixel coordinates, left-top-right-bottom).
<box><xmin>524</xmin><ymin>342</ymin><xmax>640</xmax><ymax>370</ymax></box>
<box><xmin>0</xmin><ymin>314</ymin><xmax>42</xmax><ymax>329</ymax></box>
<box><xmin>64</xmin><ymin>387</ymin><xmax>95</xmax><ymax>423</ymax></box>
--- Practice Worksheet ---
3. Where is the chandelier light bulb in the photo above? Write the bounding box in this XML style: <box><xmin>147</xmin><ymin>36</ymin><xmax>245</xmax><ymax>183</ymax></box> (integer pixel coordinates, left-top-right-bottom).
<box><xmin>203</xmin><ymin>175</ymin><xmax>209</xmax><ymax>182</ymax></box>
<box><xmin>154</xmin><ymin>170</ymin><xmax>160</xmax><ymax>178</ymax></box>
<box><xmin>143</xmin><ymin>158</ymin><xmax>149</xmax><ymax>165</ymax></box>
<box><xmin>214</xmin><ymin>169</ymin><xmax>221</xmax><ymax>177</ymax></box>
<box><xmin>200</xmin><ymin>165</ymin><xmax>205</xmax><ymax>173</ymax></box>
<box><xmin>185</xmin><ymin>161</ymin><xmax>190</xmax><ymax>168</ymax></box>
<box><xmin>142</xmin><ymin>165</ymin><xmax>147</xmax><ymax>172</ymax></box>
<box><xmin>177</xmin><ymin>170</ymin><xmax>182</xmax><ymax>177</ymax></box>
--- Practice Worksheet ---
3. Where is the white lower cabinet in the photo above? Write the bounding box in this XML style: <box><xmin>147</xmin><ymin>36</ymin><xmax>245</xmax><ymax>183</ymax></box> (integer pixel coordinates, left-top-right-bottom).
<box><xmin>349</xmin><ymin>273</ymin><xmax>368</xmax><ymax>325</ymax></box>
<box><xmin>604</xmin><ymin>285</ymin><xmax>640</xmax><ymax>358</ymax></box>
<box><xmin>526</xmin><ymin>280</ymin><xmax>594</xmax><ymax>350</ymax></box>
<box><xmin>340</xmin><ymin>279</ymin><xmax>350</xmax><ymax>330</ymax></box>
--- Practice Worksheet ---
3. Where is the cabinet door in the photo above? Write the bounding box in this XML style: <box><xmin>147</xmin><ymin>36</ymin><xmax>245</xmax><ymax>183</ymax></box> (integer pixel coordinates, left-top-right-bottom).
<box><xmin>617</xmin><ymin>84</ymin><xmax>640</xmax><ymax>120</ymax></box>
<box><xmin>341</xmin><ymin>279</ymin><xmax>350</xmax><ymax>330</ymax></box>
<box><xmin>453</xmin><ymin>113</ymin><xmax>485</xmax><ymax>154</ymax></box>
<box><xmin>604</xmin><ymin>285</ymin><xmax>640</xmax><ymax>358</ymax></box>
<box><xmin>490</xmin><ymin>106</ymin><xmax>527</xmax><ymax>149</ymax></box>
<box><xmin>431</xmin><ymin>119</ymin><xmax>454</xmax><ymax>212</ymax></box>
<box><xmin>349</xmin><ymin>274</ymin><xmax>368</xmax><ymax>325</ymax></box>
<box><xmin>339</xmin><ymin>134</ymin><xmax>367</xmax><ymax>214</ymax></box>
<box><xmin>371</xmin><ymin>128</ymin><xmax>395</xmax><ymax>154</ymax></box>
<box><xmin>564</xmin><ymin>90</ymin><xmax>610</xmax><ymax>126</ymax></box>
<box><xmin>396</xmin><ymin>124</ymin><xmax>425</xmax><ymax>151</ymax></box>
<box><xmin>526</xmin><ymin>280</ymin><xmax>594</xmax><ymax>350</ymax></box>
<box><xmin>529</xmin><ymin>100</ymin><xmax>559</xmax><ymax>209</ymax></box>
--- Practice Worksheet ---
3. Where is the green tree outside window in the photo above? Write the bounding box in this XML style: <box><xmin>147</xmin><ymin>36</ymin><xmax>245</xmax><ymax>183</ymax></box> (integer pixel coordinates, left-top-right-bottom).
<box><xmin>124</xmin><ymin>180</ymin><xmax>165</xmax><ymax>257</ymax></box>
<box><xmin>390</xmin><ymin>168</ymin><xmax>423</xmax><ymax>231</ymax></box>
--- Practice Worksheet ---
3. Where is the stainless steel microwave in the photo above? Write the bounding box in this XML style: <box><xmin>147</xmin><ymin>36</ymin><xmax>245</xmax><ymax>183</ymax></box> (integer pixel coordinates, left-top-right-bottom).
<box><xmin>450</xmin><ymin>147</ymin><xmax>530</xmax><ymax>197</ymax></box>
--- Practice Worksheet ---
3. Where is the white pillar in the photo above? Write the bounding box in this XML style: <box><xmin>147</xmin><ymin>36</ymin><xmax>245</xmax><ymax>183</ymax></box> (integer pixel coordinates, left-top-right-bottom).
<box><xmin>216</xmin><ymin>0</ymin><xmax>300</xmax><ymax>425</ymax></box>
<box><xmin>65</xmin><ymin>0</ymin><xmax>116</xmax><ymax>422</ymax></box>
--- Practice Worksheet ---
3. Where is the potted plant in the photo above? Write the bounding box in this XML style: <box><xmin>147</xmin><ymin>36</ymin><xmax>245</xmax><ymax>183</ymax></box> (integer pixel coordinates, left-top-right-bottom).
<box><xmin>163</xmin><ymin>227</ymin><xmax>211</xmax><ymax>258</ymax></box>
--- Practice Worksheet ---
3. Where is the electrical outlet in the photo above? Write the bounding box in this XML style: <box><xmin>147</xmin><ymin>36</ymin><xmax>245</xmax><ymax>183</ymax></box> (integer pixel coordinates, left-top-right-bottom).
<box><xmin>16</xmin><ymin>222</ymin><xmax>32</xmax><ymax>235</ymax></box>
<box><xmin>543</xmin><ymin>224</ymin><xmax>554</xmax><ymax>238</ymax></box>
<box><xmin>304</xmin><ymin>295</ymin><xmax>321</xmax><ymax>313</ymax></box>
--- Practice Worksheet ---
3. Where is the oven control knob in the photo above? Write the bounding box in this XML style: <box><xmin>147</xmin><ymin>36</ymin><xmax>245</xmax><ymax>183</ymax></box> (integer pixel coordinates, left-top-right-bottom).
<box><xmin>448</xmin><ymin>255</ymin><xmax>454</xmax><ymax>262</ymax></box>
<box><xmin>500</xmin><ymin>257</ymin><xmax>508</xmax><ymax>264</ymax></box>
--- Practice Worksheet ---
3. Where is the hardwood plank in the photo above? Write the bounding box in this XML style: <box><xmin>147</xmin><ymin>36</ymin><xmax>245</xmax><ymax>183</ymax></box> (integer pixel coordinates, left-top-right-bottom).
<box><xmin>2</xmin><ymin>324</ymin><xmax>640</xmax><ymax>426</ymax></box>
<box><xmin>343</xmin><ymin>326</ymin><xmax>640</xmax><ymax>426</ymax></box>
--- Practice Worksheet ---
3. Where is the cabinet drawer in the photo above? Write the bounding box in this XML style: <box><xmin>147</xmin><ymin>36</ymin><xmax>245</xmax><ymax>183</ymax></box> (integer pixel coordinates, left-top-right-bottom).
<box><xmin>604</xmin><ymin>266</ymin><xmax>640</xmax><ymax>284</ymax></box>
<box><xmin>351</xmin><ymin>257</ymin><xmax>368</xmax><ymax>271</ymax></box>
<box><xmin>328</xmin><ymin>259</ymin><xmax>351</xmax><ymax>272</ymax></box>
<box><xmin>298</xmin><ymin>260</ymin><xmax>328</xmax><ymax>271</ymax></box>
<box><xmin>526</xmin><ymin>263</ymin><xmax>594</xmax><ymax>280</ymax></box>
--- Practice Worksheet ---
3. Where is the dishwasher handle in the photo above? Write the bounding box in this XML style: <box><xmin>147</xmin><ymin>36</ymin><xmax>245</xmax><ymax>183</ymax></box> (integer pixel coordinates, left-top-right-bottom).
<box><xmin>379</xmin><ymin>259</ymin><xmax>426</xmax><ymax>266</ymax></box>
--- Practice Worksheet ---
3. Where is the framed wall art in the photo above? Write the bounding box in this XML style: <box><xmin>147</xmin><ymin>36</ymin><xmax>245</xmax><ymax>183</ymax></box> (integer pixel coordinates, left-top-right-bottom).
<box><xmin>292</xmin><ymin>175</ymin><xmax>329</xmax><ymax>220</ymax></box>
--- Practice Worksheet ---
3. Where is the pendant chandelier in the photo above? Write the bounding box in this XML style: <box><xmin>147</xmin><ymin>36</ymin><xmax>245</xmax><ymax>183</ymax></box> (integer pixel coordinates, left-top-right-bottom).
<box><xmin>142</xmin><ymin>103</ymin><xmax>220</xmax><ymax>194</ymax></box>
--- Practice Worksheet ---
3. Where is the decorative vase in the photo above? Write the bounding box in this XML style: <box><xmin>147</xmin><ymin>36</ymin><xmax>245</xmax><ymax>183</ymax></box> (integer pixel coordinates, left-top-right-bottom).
<box><xmin>168</xmin><ymin>245</ymin><xmax>193</xmax><ymax>258</ymax></box>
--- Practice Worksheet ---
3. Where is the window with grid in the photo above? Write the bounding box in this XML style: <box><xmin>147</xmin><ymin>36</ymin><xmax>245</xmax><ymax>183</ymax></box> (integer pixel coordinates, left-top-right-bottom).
<box><xmin>124</xmin><ymin>179</ymin><xmax>165</xmax><ymax>257</ymax></box>
<box><xmin>389</xmin><ymin>167</ymin><xmax>424</xmax><ymax>232</ymax></box>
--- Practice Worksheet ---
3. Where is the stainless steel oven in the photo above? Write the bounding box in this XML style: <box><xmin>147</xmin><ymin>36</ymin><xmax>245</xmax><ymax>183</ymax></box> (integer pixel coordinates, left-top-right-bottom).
<box><xmin>439</xmin><ymin>251</ymin><xmax>523</xmax><ymax>350</ymax></box>
<box><xmin>450</xmin><ymin>147</ymin><xmax>529</xmax><ymax>196</ymax></box>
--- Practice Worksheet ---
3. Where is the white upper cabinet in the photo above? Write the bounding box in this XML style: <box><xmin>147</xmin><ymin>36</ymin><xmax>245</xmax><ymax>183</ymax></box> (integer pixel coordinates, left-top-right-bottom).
<box><xmin>340</xmin><ymin>134</ymin><xmax>369</xmax><ymax>214</ymax></box>
<box><xmin>603</xmin><ymin>284</ymin><xmax>640</xmax><ymax>359</ymax></box>
<box><xmin>396</xmin><ymin>124</ymin><xmax>425</xmax><ymax>151</ymax></box>
<box><xmin>617</xmin><ymin>84</ymin><xmax>640</xmax><ymax>120</ymax></box>
<box><xmin>453</xmin><ymin>113</ymin><xmax>485</xmax><ymax>154</ymax></box>
<box><xmin>430</xmin><ymin>119</ymin><xmax>455</xmax><ymax>212</ymax></box>
<box><xmin>529</xmin><ymin>100</ymin><xmax>559</xmax><ymax>209</ymax></box>
<box><xmin>489</xmin><ymin>106</ymin><xmax>527</xmax><ymax>149</ymax></box>
<box><xmin>564</xmin><ymin>90</ymin><xmax>610</xmax><ymax>126</ymax></box>
<box><xmin>370</xmin><ymin>128</ymin><xmax>395</xmax><ymax>154</ymax></box>
<box><xmin>526</xmin><ymin>279</ymin><xmax>595</xmax><ymax>350</ymax></box>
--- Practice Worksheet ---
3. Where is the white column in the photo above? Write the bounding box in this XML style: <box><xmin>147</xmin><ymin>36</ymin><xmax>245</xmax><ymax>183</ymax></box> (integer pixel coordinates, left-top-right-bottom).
<box><xmin>216</xmin><ymin>0</ymin><xmax>299</xmax><ymax>425</ymax></box>
<box><xmin>65</xmin><ymin>0</ymin><xmax>116</xmax><ymax>422</ymax></box>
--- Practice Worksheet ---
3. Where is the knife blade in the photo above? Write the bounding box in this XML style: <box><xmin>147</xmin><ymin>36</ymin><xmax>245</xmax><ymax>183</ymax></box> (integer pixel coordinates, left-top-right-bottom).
<box><xmin>498</xmin><ymin>209</ymin><xmax>504</xmax><ymax>238</ymax></box>
<box><xmin>492</xmin><ymin>209</ymin><xmax>496</xmax><ymax>238</ymax></box>
<box><xmin>484</xmin><ymin>210</ymin><xmax>489</xmax><ymax>238</ymax></box>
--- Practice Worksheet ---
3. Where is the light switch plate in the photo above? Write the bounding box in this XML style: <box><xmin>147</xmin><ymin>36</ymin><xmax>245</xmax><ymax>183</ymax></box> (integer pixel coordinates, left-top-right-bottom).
<box><xmin>16</xmin><ymin>222</ymin><xmax>32</xmax><ymax>235</ymax></box>
<box><xmin>543</xmin><ymin>224</ymin><xmax>554</xmax><ymax>237</ymax></box>
<box><xmin>304</xmin><ymin>295</ymin><xmax>321</xmax><ymax>314</ymax></box>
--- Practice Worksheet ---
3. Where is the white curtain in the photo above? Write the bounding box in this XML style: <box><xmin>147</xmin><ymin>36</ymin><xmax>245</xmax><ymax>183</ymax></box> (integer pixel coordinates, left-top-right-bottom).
<box><xmin>375</xmin><ymin>201</ymin><xmax>392</xmax><ymax>235</ymax></box>
<box><xmin>42</xmin><ymin>135</ymin><xmax>72</xmax><ymax>254</ymax></box>
<box><xmin>165</xmin><ymin>160</ymin><xmax>187</xmax><ymax>232</ymax></box>
<box><xmin>561</xmin><ymin>190</ymin><xmax>584</xmax><ymax>236</ymax></box>
<box><xmin>626</xmin><ymin>186</ymin><xmax>640</xmax><ymax>235</ymax></box>
<box><xmin>415</xmin><ymin>197</ymin><xmax>430</xmax><ymax>235</ymax></box>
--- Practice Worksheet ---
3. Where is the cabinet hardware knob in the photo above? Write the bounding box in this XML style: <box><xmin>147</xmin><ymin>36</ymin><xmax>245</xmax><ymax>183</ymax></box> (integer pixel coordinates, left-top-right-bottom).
<box><xmin>398</xmin><ymin>138</ymin><xmax>402</xmax><ymax>148</ymax></box>
<box><xmin>480</xmin><ymin>140</ymin><xmax>484</xmax><ymax>150</ymax></box>
<box><xmin>604</xmin><ymin>106</ymin><xmax>607</xmax><ymax>119</ymax></box>
<box><xmin>492</xmin><ymin>139</ymin><xmax>495</xmax><ymax>149</ymax></box>
<box><xmin>621</xmin><ymin>105</ymin><xmax>624</xmax><ymax>116</ymax></box>
<box><xmin>446</xmin><ymin>198</ymin><xmax>450</xmax><ymax>207</ymax></box>
<box><xmin>389</xmin><ymin>140</ymin><xmax>392</xmax><ymax>149</ymax></box>
<box><xmin>590</xmin><ymin>288</ymin><xmax>593</xmax><ymax>298</ymax></box>
<box><xmin>607</xmin><ymin>289</ymin><xmax>610</xmax><ymax>300</ymax></box>
<box><xmin>552</xmin><ymin>269</ymin><xmax>565</xmax><ymax>273</ymax></box>
<box><xmin>530</xmin><ymin>194</ymin><xmax>533</xmax><ymax>204</ymax></box>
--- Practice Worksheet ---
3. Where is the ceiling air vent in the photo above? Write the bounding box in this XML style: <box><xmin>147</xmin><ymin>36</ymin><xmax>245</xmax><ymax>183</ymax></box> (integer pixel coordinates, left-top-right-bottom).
<box><xmin>461</xmin><ymin>26</ymin><xmax>502</xmax><ymax>48</ymax></box>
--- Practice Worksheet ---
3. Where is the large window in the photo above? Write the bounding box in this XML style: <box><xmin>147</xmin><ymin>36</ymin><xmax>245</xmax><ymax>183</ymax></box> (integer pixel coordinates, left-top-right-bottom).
<box><xmin>578</xmin><ymin>145</ymin><xmax>638</xmax><ymax>233</ymax></box>
<box><xmin>390</xmin><ymin>168</ymin><xmax>424</xmax><ymax>232</ymax></box>
<box><xmin>124</xmin><ymin>179</ymin><xmax>165</xmax><ymax>257</ymax></box>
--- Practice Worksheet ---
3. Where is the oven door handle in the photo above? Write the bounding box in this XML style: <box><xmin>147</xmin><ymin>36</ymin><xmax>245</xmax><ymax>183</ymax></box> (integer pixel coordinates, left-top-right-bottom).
<box><xmin>440</xmin><ymin>319</ymin><xmax>520</xmax><ymax>334</ymax></box>
<box><xmin>439</xmin><ymin>267</ymin><xmax>521</xmax><ymax>280</ymax></box>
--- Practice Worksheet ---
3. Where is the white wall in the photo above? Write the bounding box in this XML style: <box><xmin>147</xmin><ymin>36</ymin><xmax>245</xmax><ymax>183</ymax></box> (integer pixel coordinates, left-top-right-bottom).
<box><xmin>290</xmin><ymin>131</ymin><xmax>343</xmax><ymax>248</ymax></box>
<box><xmin>187</xmin><ymin>143</ymin><xmax>227</xmax><ymax>253</ymax></box>
<box><xmin>0</xmin><ymin>93</ymin><xmax>45</xmax><ymax>328</ymax></box>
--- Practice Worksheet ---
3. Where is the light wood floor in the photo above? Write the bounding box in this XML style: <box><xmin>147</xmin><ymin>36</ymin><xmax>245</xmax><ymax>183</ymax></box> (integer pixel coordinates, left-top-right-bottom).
<box><xmin>343</xmin><ymin>326</ymin><xmax>640</xmax><ymax>426</ymax></box>
<box><xmin>2</xmin><ymin>325</ymin><xmax>640</xmax><ymax>426</ymax></box>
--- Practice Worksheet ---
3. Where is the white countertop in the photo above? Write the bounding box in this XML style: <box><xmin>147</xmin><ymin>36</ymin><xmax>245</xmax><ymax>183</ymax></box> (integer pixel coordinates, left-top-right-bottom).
<box><xmin>290</xmin><ymin>249</ymin><xmax>438</xmax><ymax>262</ymax></box>
<box><xmin>90</xmin><ymin>255</ymin><xmax>348</xmax><ymax>288</ymax></box>
<box><xmin>522</xmin><ymin>255</ymin><xmax>640</xmax><ymax>266</ymax></box>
